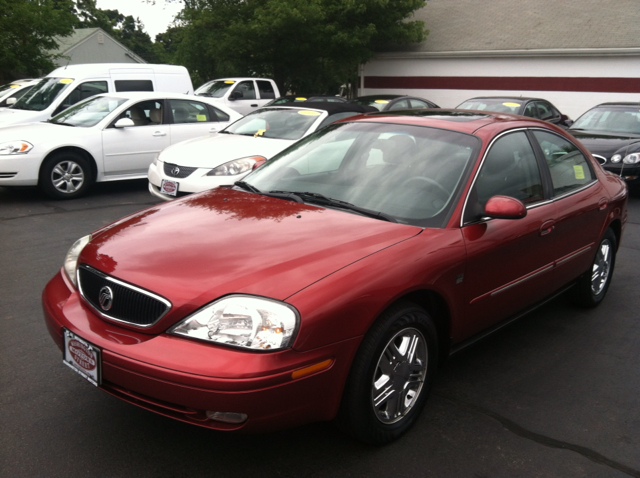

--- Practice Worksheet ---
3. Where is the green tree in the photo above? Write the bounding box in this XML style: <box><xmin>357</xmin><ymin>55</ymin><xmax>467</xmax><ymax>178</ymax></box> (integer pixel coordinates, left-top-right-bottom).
<box><xmin>175</xmin><ymin>0</ymin><xmax>427</xmax><ymax>94</ymax></box>
<box><xmin>0</xmin><ymin>0</ymin><xmax>78</xmax><ymax>82</ymax></box>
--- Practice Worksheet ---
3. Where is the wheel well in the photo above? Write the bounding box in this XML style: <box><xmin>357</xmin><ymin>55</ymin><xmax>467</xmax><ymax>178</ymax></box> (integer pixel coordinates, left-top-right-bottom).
<box><xmin>40</xmin><ymin>147</ymin><xmax>97</xmax><ymax>183</ymax></box>
<box><xmin>397</xmin><ymin>289</ymin><xmax>452</xmax><ymax>364</ymax></box>
<box><xmin>608</xmin><ymin>219</ymin><xmax>622</xmax><ymax>251</ymax></box>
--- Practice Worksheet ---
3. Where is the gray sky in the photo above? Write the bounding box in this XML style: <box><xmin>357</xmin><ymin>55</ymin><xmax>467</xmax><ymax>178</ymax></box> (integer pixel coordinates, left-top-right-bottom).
<box><xmin>95</xmin><ymin>0</ymin><xmax>183</xmax><ymax>39</ymax></box>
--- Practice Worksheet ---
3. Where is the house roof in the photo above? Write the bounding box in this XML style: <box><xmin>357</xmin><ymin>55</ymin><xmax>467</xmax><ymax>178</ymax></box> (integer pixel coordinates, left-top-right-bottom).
<box><xmin>52</xmin><ymin>28</ymin><xmax>146</xmax><ymax>63</ymax></box>
<box><xmin>382</xmin><ymin>0</ymin><xmax>640</xmax><ymax>56</ymax></box>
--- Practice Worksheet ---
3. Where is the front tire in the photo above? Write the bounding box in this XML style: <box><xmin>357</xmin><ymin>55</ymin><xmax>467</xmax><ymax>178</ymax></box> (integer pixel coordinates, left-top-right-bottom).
<box><xmin>39</xmin><ymin>152</ymin><xmax>93</xmax><ymax>199</ymax></box>
<box><xmin>571</xmin><ymin>228</ymin><xmax>616</xmax><ymax>308</ymax></box>
<box><xmin>338</xmin><ymin>301</ymin><xmax>439</xmax><ymax>444</ymax></box>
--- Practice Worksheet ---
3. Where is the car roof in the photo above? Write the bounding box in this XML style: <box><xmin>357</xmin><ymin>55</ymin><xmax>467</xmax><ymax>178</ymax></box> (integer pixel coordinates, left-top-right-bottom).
<box><xmin>461</xmin><ymin>96</ymin><xmax>542</xmax><ymax>102</ymax></box>
<box><xmin>263</xmin><ymin>101</ymin><xmax>377</xmax><ymax>114</ymax></box>
<box><xmin>350</xmin><ymin>95</ymin><xmax>408</xmax><ymax>101</ymax></box>
<box><xmin>590</xmin><ymin>102</ymin><xmax>640</xmax><ymax>108</ymax></box>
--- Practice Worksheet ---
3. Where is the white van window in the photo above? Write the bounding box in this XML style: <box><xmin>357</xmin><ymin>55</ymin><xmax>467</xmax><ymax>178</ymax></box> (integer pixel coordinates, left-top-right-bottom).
<box><xmin>115</xmin><ymin>80</ymin><xmax>154</xmax><ymax>92</ymax></box>
<box><xmin>58</xmin><ymin>81</ymin><xmax>108</xmax><ymax>113</ymax></box>
<box><xmin>11</xmin><ymin>77</ymin><xmax>73</xmax><ymax>112</ymax></box>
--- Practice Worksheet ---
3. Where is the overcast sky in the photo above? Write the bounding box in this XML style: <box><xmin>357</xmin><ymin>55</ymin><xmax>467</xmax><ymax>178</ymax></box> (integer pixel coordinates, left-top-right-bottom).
<box><xmin>95</xmin><ymin>0</ymin><xmax>183</xmax><ymax>39</ymax></box>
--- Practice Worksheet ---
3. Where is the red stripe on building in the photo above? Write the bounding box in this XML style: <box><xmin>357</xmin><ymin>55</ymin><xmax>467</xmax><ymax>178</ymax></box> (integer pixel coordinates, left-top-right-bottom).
<box><xmin>364</xmin><ymin>76</ymin><xmax>640</xmax><ymax>93</ymax></box>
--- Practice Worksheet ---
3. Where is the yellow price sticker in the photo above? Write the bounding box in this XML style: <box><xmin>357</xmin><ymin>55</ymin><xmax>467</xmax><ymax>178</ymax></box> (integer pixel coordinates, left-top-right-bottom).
<box><xmin>375</xmin><ymin>100</ymin><xmax>390</xmax><ymax>104</ymax></box>
<box><xmin>298</xmin><ymin>110</ymin><xmax>321</xmax><ymax>116</ymax></box>
<box><xmin>503</xmin><ymin>102</ymin><xmax>521</xmax><ymax>107</ymax></box>
<box><xmin>254</xmin><ymin>129</ymin><xmax>266</xmax><ymax>137</ymax></box>
<box><xmin>9</xmin><ymin>84</ymin><xmax>19</xmax><ymax>88</ymax></box>
<box><xmin>224</xmin><ymin>80</ymin><xmax>235</xmax><ymax>84</ymax></box>
<box><xmin>295</xmin><ymin>97</ymin><xmax>307</xmax><ymax>101</ymax></box>
<box><xmin>196</xmin><ymin>114</ymin><xmax>207</xmax><ymax>121</ymax></box>
<box><xmin>59</xmin><ymin>78</ymin><xmax>74</xmax><ymax>84</ymax></box>
<box><xmin>573</xmin><ymin>165</ymin><xmax>585</xmax><ymax>180</ymax></box>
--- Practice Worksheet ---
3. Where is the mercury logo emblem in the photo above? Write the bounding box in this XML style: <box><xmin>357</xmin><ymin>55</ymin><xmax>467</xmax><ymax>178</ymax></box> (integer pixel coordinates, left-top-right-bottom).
<box><xmin>98</xmin><ymin>286</ymin><xmax>114</xmax><ymax>311</ymax></box>
<box><xmin>171</xmin><ymin>166</ymin><xmax>180</xmax><ymax>176</ymax></box>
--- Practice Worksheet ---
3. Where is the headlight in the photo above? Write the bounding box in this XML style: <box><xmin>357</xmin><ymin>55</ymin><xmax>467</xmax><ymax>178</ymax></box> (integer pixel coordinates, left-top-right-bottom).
<box><xmin>206</xmin><ymin>156</ymin><xmax>265</xmax><ymax>176</ymax></box>
<box><xmin>63</xmin><ymin>235</ymin><xmax>91</xmax><ymax>287</ymax></box>
<box><xmin>623</xmin><ymin>153</ymin><xmax>640</xmax><ymax>164</ymax></box>
<box><xmin>169</xmin><ymin>295</ymin><xmax>299</xmax><ymax>351</ymax></box>
<box><xmin>0</xmin><ymin>140</ymin><xmax>33</xmax><ymax>155</ymax></box>
<box><xmin>611</xmin><ymin>154</ymin><xmax>622</xmax><ymax>163</ymax></box>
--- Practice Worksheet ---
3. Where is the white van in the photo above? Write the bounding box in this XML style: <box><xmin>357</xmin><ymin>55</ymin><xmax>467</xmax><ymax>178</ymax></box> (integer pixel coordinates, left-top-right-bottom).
<box><xmin>0</xmin><ymin>63</ymin><xmax>193</xmax><ymax>126</ymax></box>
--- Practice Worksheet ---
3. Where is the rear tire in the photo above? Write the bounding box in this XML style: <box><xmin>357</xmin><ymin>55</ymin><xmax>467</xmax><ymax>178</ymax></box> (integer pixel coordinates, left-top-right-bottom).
<box><xmin>337</xmin><ymin>301</ymin><xmax>439</xmax><ymax>445</ymax></box>
<box><xmin>39</xmin><ymin>152</ymin><xmax>93</xmax><ymax>199</ymax></box>
<box><xmin>571</xmin><ymin>228</ymin><xmax>616</xmax><ymax>308</ymax></box>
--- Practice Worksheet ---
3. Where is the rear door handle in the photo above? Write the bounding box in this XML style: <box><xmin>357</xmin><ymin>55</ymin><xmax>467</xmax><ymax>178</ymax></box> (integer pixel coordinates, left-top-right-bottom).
<box><xmin>598</xmin><ymin>198</ymin><xmax>608</xmax><ymax>211</ymax></box>
<box><xmin>540</xmin><ymin>220</ymin><xmax>555</xmax><ymax>236</ymax></box>
<box><xmin>153</xmin><ymin>131</ymin><xmax>167</xmax><ymax>137</ymax></box>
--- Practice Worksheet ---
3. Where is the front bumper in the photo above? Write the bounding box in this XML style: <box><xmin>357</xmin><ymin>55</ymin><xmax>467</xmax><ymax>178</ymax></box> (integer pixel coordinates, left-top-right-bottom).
<box><xmin>0</xmin><ymin>152</ymin><xmax>45</xmax><ymax>186</ymax></box>
<box><xmin>42</xmin><ymin>270</ymin><xmax>359</xmax><ymax>432</ymax></box>
<box><xmin>148</xmin><ymin>160</ymin><xmax>249</xmax><ymax>201</ymax></box>
<box><xmin>603</xmin><ymin>164</ymin><xmax>640</xmax><ymax>184</ymax></box>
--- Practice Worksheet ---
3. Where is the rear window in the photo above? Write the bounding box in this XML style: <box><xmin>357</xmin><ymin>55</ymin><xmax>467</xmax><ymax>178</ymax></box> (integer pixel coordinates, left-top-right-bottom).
<box><xmin>115</xmin><ymin>80</ymin><xmax>153</xmax><ymax>92</ymax></box>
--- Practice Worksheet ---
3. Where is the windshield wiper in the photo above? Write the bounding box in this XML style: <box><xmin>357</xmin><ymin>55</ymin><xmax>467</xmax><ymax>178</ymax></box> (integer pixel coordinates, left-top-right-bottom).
<box><xmin>269</xmin><ymin>190</ymin><xmax>397</xmax><ymax>222</ymax></box>
<box><xmin>234</xmin><ymin>180</ymin><xmax>261</xmax><ymax>194</ymax></box>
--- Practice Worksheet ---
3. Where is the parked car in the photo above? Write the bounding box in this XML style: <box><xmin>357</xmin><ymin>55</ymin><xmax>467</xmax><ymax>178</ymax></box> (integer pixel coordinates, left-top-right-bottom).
<box><xmin>0</xmin><ymin>92</ymin><xmax>241</xmax><ymax>199</ymax></box>
<box><xmin>43</xmin><ymin>109</ymin><xmax>627</xmax><ymax>444</ymax></box>
<box><xmin>0</xmin><ymin>79</ymin><xmax>40</xmax><ymax>108</ymax></box>
<box><xmin>195</xmin><ymin>77</ymin><xmax>280</xmax><ymax>115</ymax></box>
<box><xmin>148</xmin><ymin>102</ymin><xmax>376</xmax><ymax>200</ymax></box>
<box><xmin>457</xmin><ymin>96</ymin><xmax>573</xmax><ymax>129</ymax></box>
<box><xmin>568</xmin><ymin>102</ymin><xmax>640</xmax><ymax>185</ymax></box>
<box><xmin>264</xmin><ymin>95</ymin><xmax>348</xmax><ymax>106</ymax></box>
<box><xmin>0</xmin><ymin>63</ymin><xmax>194</xmax><ymax>126</ymax></box>
<box><xmin>349</xmin><ymin>94</ymin><xmax>439</xmax><ymax>111</ymax></box>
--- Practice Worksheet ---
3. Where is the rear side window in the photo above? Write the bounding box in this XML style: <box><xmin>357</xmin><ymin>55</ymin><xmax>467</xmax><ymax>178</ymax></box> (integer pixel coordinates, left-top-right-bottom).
<box><xmin>257</xmin><ymin>80</ymin><xmax>276</xmax><ymax>99</ymax></box>
<box><xmin>168</xmin><ymin>99</ymin><xmax>212</xmax><ymax>124</ymax></box>
<box><xmin>115</xmin><ymin>80</ymin><xmax>153</xmax><ymax>92</ymax></box>
<box><xmin>532</xmin><ymin>130</ymin><xmax>594</xmax><ymax>195</ymax></box>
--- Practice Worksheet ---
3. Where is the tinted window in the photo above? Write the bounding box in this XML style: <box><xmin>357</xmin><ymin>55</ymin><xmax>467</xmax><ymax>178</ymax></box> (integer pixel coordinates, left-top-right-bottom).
<box><xmin>533</xmin><ymin>130</ymin><xmax>594</xmax><ymax>195</ymax></box>
<box><xmin>115</xmin><ymin>80</ymin><xmax>153</xmax><ymax>92</ymax></box>
<box><xmin>524</xmin><ymin>103</ymin><xmax>537</xmax><ymax>118</ymax></box>
<box><xmin>475</xmin><ymin>131</ymin><xmax>543</xmax><ymax>207</ymax></box>
<box><xmin>233</xmin><ymin>81</ymin><xmax>256</xmax><ymax>100</ymax></box>
<box><xmin>536</xmin><ymin>102</ymin><xmax>557</xmax><ymax>121</ymax></box>
<box><xmin>209</xmin><ymin>105</ymin><xmax>229</xmax><ymax>122</ymax></box>
<box><xmin>257</xmin><ymin>80</ymin><xmax>276</xmax><ymax>99</ymax></box>
<box><xmin>168</xmin><ymin>99</ymin><xmax>212</xmax><ymax>124</ymax></box>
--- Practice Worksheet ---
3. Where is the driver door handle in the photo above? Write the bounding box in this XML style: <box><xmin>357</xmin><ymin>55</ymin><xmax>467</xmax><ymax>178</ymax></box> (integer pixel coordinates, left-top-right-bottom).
<box><xmin>153</xmin><ymin>131</ymin><xmax>167</xmax><ymax>137</ymax></box>
<box><xmin>540</xmin><ymin>220</ymin><xmax>555</xmax><ymax>236</ymax></box>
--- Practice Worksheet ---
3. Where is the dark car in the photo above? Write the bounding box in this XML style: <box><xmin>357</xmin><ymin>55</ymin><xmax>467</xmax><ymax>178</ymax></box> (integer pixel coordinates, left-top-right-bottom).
<box><xmin>457</xmin><ymin>97</ymin><xmax>573</xmax><ymax>129</ymax></box>
<box><xmin>264</xmin><ymin>95</ymin><xmax>347</xmax><ymax>106</ymax></box>
<box><xmin>349</xmin><ymin>94</ymin><xmax>439</xmax><ymax>111</ymax></box>
<box><xmin>44</xmin><ymin>109</ymin><xmax>626</xmax><ymax>445</ymax></box>
<box><xmin>568</xmin><ymin>102</ymin><xmax>640</xmax><ymax>185</ymax></box>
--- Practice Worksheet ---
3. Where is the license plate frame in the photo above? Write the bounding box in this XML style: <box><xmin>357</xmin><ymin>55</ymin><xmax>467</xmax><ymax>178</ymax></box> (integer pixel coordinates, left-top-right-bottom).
<box><xmin>160</xmin><ymin>179</ymin><xmax>179</xmax><ymax>196</ymax></box>
<box><xmin>63</xmin><ymin>328</ymin><xmax>102</xmax><ymax>387</ymax></box>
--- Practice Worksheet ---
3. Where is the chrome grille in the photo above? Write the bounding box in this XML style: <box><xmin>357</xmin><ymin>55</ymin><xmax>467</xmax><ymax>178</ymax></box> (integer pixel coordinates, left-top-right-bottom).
<box><xmin>78</xmin><ymin>265</ymin><xmax>171</xmax><ymax>327</ymax></box>
<box><xmin>164</xmin><ymin>162</ymin><xmax>197</xmax><ymax>178</ymax></box>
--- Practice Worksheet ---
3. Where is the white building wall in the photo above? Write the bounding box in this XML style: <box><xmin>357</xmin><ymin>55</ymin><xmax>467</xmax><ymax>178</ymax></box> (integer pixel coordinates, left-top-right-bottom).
<box><xmin>361</xmin><ymin>54</ymin><xmax>640</xmax><ymax>119</ymax></box>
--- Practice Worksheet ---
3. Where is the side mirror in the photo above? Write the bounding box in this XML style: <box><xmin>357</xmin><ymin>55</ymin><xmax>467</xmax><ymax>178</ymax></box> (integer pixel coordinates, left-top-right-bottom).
<box><xmin>484</xmin><ymin>195</ymin><xmax>527</xmax><ymax>219</ymax></box>
<box><xmin>114</xmin><ymin>118</ymin><xmax>134</xmax><ymax>128</ymax></box>
<box><xmin>229</xmin><ymin>91</ymin><xmax>243</xmax><ymax>100</ymax></box>
<box><xmin>6</xmin><ymin>97</ymin><xmax>16</xmax><ymax>106</ymax></box>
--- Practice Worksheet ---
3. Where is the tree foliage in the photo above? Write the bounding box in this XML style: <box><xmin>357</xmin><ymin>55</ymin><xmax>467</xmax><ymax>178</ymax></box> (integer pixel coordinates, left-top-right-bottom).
<box><xmin>0</xmin><ymin>0</ymin><xmax>78</xmax><ymax>82</ymax></box>
<box><xmin>174</xmin><ymin>0</ymin><xmax>427</xmax><ymax>94</ymax></box>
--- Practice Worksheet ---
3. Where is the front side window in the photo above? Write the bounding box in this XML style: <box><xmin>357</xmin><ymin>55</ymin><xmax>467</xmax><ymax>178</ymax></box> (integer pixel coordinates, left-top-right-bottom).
<box><xmin>232</xmin><ymin>81</ymin><xmax>256</xmax><ymax>100</ymax></box>
<box><xmin>535</xmin><ymin>102</ymin><xmax>557</xmax><ymax>121</ymax></box>
<box><xmin>59</xmin><ymin>81</ymin><xmax>108</xmax><ymax>111</ymax></box>
<box><xmin>117</xmin><ymin>100</ymin><xmax>164</xmax><ymax>126</ymax></box>
<box><xmin>533</xmin><ymin>130</ymin><xmax>594</xmax><ymax>196</ymax></box>
<box><xmin>388</xmin><ymin>99</ymin><xmax>410</xmax><ymax>110</ymax></box>
<box><xmin>168</xmin><ymin>99</ymin><xmax>212</xmax><ymax>124</ymax></box>
<box><xmin>50</xmin><ymin>96</ymin><xmax>128</xmax><ymax>127</ymax></box>
<box><xmin>11</xmin><ymin>77</ymin><xmax>74</xmax><ymax>111</ymax></box>
<box><xmin>523</xmin><ymin>103</ymin><xmax>537</xmax><ymax>118</ymax></box>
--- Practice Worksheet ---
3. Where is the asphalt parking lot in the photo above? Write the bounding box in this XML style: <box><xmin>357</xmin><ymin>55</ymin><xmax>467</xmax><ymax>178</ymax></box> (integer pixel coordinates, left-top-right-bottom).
<box><xmin>1</xmin><ymin>180</ymin><xmax>639</xmax><ymax>478</ymax></box>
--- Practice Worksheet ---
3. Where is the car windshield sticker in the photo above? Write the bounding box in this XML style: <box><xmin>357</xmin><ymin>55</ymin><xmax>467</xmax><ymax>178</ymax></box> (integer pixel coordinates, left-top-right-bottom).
<box><xmin>196</xmin><ymin>114</ymin><xmax>207</xmax><ymax>121</ymax></box>
<box><xmin>9</xmin><ymin>84</ymin><xmax>19</xmax><ymax>88</ymax></box>
<box><xmin>254</xmin><ymin>129</ymin><xmax>266</xmax><ymax>137</ymax></box>
<box><xmin>574</xmin><ymin>165</ymin><xmax>585</xmax><ymax>179</ymax></box>
<box><xmin>295</xmin><ymin>97</ymin><xmax>307</xmax><ymax>101</ymax></box>
<box><xmin>375</xmin><ymin>100</ymin><xmax>390</xmax><ymax>104</ymax></box>
<box><xmin>224</xmin><ymin>80</ymin><xmax>235</xmax><ymax>84</ymax></box>
<box><xmin>298</xmin><ymin>110</ymin><xmax>321</xmax><ymax>116</ymax></box>
<box><xmin>503</xmin><ymin>102</ymin><xmax>521</xmax><ymax>107</ymax></box>
<box><xmin>59</xmin><ymin>79</ymin><xmax>74</xmax><ymax>84</ymax></box>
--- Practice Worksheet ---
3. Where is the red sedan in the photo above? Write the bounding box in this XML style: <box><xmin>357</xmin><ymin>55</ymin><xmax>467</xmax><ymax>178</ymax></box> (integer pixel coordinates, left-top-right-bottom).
<box><xmin>42</xmin><ymin>110</ymin><xmax>628</xmax><ymax>444</ymax></box>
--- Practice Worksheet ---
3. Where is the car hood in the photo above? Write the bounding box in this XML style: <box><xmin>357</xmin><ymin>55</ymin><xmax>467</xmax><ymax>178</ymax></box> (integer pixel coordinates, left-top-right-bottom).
<box><xmin>0</xmin><ymin>121</ymin><xmax>90</xmax><ymax>143</ymax></box>
<box><xmin>81</xmin><ymin>187</ymin><xmax>422</xmax><ymax>330</ymax></box>
<box><xmin>569</xmin><ymin>129</ymin><xmax>640</xmax><ymax>157</ymax></box>
<box><xmin>0</xmin><ymin>108</ymin><xmax>45</xmax><ymax>125</ymax></box>
<box><xmin>158</xmin><ymin>132</ymin><xmax>293</xmax><ymax>168</ymax></box>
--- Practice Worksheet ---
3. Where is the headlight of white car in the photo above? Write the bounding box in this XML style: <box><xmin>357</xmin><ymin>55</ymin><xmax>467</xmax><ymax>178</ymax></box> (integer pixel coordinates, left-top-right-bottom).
<box><xmin>63</xmin><ymin>235</ymin><xmax>92</xmax><ymax>287</ymax></box>
<box><xmin>623</xmin><ymin>153</ymin><xmax>640</xmax><ymax>164</ymax></box>
<box><xmin>0</xmin><ymin>140</ymin><xmax>33</xmax><ymax>155</ymax></box>
<box><xmin>170</xmin><ymin>295</ymin><xmax>299</xmax><ymax>351</ymax></box>
<box><xmin>206</xmin><ymin>156</ymin><xmax>266</xmax><ymax>176</ymax></box>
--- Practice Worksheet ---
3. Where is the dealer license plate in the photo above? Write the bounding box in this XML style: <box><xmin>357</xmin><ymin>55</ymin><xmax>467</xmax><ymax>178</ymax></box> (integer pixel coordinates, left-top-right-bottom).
<box><xmin>63</xmin><ymin>328</ymin><xmax>101</xmax><ymax>386</ymax></box>
<box><xmin>160</xmin><ymin>179</ymin><xmax>179</xmax><ymax>196</ymax></box>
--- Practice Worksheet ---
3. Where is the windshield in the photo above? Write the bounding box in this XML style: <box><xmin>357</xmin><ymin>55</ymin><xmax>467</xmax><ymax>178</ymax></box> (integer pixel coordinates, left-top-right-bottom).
<box><xmin>571</xmin><ymin>107</ymin><xmax>640</xmax><ymax>134</ymax></box>
<box><xmin>243</xmin><ymin>122</ymin><xmax>479</xmax><ymax>227</ymax></box>
<box><xmin>50</xmin><ymin>95</ymin><xmax>127</xmax><ymax>127</ymax></box>
<box><xmin>458</xmin><ymin>99</ymin><xmax>522</xmax><ymax>114</ymax></box>
<box><xmin>0</xmin><ymin>83</ymin><xmax>20</xmax><ymax>96</ymax></box>
<box><xmin>224</xmin><ymin>107</ymin><xmax>323</xmax><ymax>140</ymax></box>
<box><xmin>11</xmin><ymin>77</ymin><xmax>73</xmax><ymax>111</ymax></box>
<box><xmin>195</xmin><ymin>80</ymin><xmax>236</xmax><ymax>98</ymax></box>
